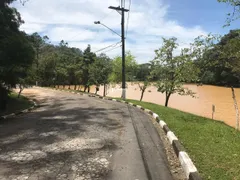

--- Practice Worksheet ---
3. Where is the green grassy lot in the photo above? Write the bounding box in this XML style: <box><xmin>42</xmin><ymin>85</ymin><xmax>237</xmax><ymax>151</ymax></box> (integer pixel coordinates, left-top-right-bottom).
<box><xmin>0</xmin><ymin>92</ymin><xmax>33</xmax><ymax>116</ymax></box>
<box><xmin>120</xmin><ymin>99</ymin><xmax>240</xmax><ymax>180</ymax></box>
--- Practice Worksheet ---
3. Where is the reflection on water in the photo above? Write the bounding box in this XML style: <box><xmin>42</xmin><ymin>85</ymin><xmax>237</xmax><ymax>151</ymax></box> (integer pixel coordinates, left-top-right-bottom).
<box><xmin>64</xmin><ymin>84</ymin><xmax>238</xmax><ymax>128</ymax></box>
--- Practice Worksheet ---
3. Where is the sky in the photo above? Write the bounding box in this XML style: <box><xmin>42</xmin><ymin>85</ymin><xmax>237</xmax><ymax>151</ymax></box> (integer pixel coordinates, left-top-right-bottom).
<box><xmin>12</xmin><ymin>0</ymin><xmax>240</xmax><ymax>64</ymax></box>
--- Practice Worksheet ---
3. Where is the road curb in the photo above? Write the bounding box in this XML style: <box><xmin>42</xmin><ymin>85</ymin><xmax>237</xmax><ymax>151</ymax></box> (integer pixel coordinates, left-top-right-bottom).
<box><xmin>0</xmin><ymin>100</ymin><xmax>38</xmax><ymax>120</ymax></box>
<box><xmin>111</xmin><ymin>99</ymin><xmax>202</xmax><ymax>180</ymax></box>
<box><xmin>49</xmin><ymin>87</ymin><xmax>202</xmax><ymax>180</ymax></box>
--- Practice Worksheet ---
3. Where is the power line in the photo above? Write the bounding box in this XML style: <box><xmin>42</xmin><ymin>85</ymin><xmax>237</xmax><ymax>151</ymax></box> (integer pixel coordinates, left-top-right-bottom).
<box><xmin>126</xmin><ymin>0</ymin><xmax>131</xmax><ymax>38</ymax></box>
<box><xmin>101</xmin><ymin>45</ymin><xmax>122</xmax><ymax>54</ymax></box>
<box><xmin>67</xmin><ymin>11</ymin><xmax>114</xmax><ymax>42</ymax></box>
<box><xmin>94</xmin><ymin>41</ymin><xmax>121</xmax><ymax>53</ymax></box>
<box><xmin>100</xmin><ymin>10</ymin><xmax>114</xmax><ymax>21</ymax></box>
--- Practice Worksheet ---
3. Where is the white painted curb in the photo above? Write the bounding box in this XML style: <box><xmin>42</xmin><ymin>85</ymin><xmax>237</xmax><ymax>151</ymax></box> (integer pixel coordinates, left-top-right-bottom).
<box><xmin>159</xmin><ymin>120</ymin><xmax>167</xmax><ymax>128</ymax></box>
<box><xmin>179</xmin><ymin>151</ymin><xmax>198</xmax><ymax>178</ymax></box>
<box><xmin>144</xmin><ymin>109</ymin><xmax>151</xmax><ymax>113</ymax></box>
<box><xmin>167</xmin><ymin>131</ymin><xmax>178</xmax><ymax>144</ymax></box>
<box><xmin>153</xmin><ymin>113</ymin><xmax>159</xmax><ymax>119</ymax></box>
<box><xmin>136</xmin><ymin>105</ymin><xmax>142</xmax><ymax>109</ymax></box>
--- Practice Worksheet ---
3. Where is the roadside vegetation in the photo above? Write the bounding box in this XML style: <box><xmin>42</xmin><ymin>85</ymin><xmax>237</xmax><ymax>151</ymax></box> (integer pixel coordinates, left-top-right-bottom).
<box><xmin>121</xmin><ymin>99</ymin><xmax>240</xmax><ymax>180</ymax></box>
<box><xmin>0</xmin><ymin>92</ymin><xmax>33</xmax><ymax>116</ymax></box>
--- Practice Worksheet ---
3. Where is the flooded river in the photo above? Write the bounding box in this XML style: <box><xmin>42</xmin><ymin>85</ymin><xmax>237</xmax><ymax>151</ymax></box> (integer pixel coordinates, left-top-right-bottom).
<box><xmin>64</xmin><ymin>83</ymin><xmax>238</xmax><ymax>128</ymax></box>
<box><xmin>98</xmin><ymin>83</ymin><xmax>238</xmax><ymax>128</ymax></box>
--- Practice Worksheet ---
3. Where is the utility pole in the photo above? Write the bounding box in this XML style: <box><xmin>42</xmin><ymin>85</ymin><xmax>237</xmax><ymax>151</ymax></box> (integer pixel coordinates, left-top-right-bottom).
<box><xmin>109</xmin><ymin>4</ymin><xmax>129</xmax><ymax>99</ymax></box>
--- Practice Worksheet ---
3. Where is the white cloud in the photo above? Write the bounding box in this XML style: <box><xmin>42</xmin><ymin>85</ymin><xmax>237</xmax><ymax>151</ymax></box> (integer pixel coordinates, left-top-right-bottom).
<box><xmin>20</xmin><ymin>23</ymin><xmax>46</xmax><ymax>34</ymax></box>
<box><xmin>47</xmin><ymin>27</ymin><xmax>96</xmax><ymax>42</ymax></box>
<box><xmin>12</xmin><ymin>0</ymin><xmax>208</xmax><ymax>63</ymax></box>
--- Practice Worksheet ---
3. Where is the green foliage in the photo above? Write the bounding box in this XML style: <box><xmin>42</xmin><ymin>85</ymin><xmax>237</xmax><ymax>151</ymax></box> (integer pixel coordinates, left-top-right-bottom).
<box><xmin>0</xmin><ymin>92</ymin><xmax>33</xmax><ymax>116</ymax></box>
<box><xmin>151</xmin><ymin>37</ymin><xmax>198</xmax><ymax>107</ymax></box>
<box><xmin>195</xmin><ymin>30</ymin><xmax>240</xmax><ymax>87</ymax></box>
<box><xmin>81</xmin><ymin>45</ymin><xmax>96</xmax><ymax>90</ymax></box>
<box><xmin>89</xmin><ymin>53</ymin><xmax>112</xmax><ymax>86</ymax></box>
<box><xmin>109</xmin><ymin>51</ymin><xmax>138</xmax><ymax>83</ymax></box>
<box><xmin>135</xmin><ymin>63</ymin><xmax>151</xmax><ymax>81</ymax></box>
<box><xmin>0</xmin><ymin>1</ymin><xmax>34</xmax><ymax>92</ymax></box>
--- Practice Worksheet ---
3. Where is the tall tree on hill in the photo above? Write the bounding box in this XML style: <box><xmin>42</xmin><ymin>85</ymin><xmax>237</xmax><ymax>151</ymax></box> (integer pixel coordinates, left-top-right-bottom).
<box><xmin>82</xmin><ymin>45</ymin><xmax>96</xmax><ymax>92</ymax></box>
<box><xmin>28</xmin><ymin>32</ymin><xmax>49</xmax><ymax>85</ymax></box>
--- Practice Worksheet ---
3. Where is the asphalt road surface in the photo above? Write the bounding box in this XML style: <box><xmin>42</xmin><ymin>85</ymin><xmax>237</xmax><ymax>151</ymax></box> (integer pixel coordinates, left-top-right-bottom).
<box><xmin>0</xmin><ymin>88</ymin><xmax>173</xmax><ymax>180</ymax></box>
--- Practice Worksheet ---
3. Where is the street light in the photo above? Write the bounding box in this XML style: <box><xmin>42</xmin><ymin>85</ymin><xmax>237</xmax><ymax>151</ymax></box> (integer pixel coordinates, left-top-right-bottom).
<box><xmin>94</xmin><ymin>21</ymin><xmax>121</xmax><ymax>37</ymax></box>
<box><xmin>94</xmin><ymin>6</ymin><xmax>128</xmax><ymax>99</ymax></box>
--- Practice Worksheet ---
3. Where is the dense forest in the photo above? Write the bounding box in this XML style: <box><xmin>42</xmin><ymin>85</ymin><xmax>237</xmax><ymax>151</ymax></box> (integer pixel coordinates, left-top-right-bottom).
<box><xmin>1</xmin><ymin>0</ymin><xmax>240</xmax><ymax>109</ymax></box>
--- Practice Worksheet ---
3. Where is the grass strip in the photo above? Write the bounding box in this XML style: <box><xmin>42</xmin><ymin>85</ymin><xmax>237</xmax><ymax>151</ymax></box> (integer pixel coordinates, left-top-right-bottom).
<box><xmin>0</xmin><ymin>92</ymin><xmax>33</xmax><ymax>116</ymax></box>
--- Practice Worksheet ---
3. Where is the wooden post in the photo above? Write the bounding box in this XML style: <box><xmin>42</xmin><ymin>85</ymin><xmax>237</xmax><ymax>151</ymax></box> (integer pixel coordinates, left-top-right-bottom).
<box><xmin>231</xmin><ymin>87</ymin><xmax>239</xmax><ymax>130</ymax></box>
<box><xmin>212</xmin><ymin>104</ymin><xmax>215</xmax><ymax>120</ymax></box>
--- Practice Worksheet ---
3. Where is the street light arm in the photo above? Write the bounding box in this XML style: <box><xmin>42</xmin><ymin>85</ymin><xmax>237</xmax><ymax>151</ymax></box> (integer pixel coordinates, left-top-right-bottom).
<box><xmin>94</xmin><ymin>21</ymin><xmax>121</xmax><ymax>38</ymax></box>
<box><xmin>100</xmin><ymin>23</ymin><xmax>121</xmax><ymax>37</ymax></box>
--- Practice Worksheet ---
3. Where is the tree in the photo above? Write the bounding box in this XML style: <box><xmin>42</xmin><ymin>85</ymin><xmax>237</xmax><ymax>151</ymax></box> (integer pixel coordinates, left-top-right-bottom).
<box><xmin>194</xmin><ymin>31</ymin><xmax>240</xmax><ymax>86</ymax></box>
<box><xmin>135</xmin><ymin>63</ymin><xmax>151</xmax><ymax>81</ymax></box>
<box><xmin>138</xmin><ymin>81</ymin><xmax>150</xmax><ymax>101</ymax></box>
<box><xmin>29</xmin><ymin>33</ymin><xmax>49</xmax><ymax>68</ymax></box>
<box><xmin>218</xmin><ymin>0</ymin><xmax>240</xmax><ymax>26</ymax></box>
<box><xmin>82</xmin><ymin>45</ymin><xmax>96</xmax><ymax>92</ymax></box>
<box><xmin>110</xmin><ymin>51</ymin><xmax>138</xmax><ymax>84</ymax></box>
<box><xmin>28</xmin><ymin>33</ymin><xmax>49</xmax><ymax>85</ymax></box>
<box><xmin>151</xmin><ymin>37</ymin><xmax>198</xmax><ymax>107</ymax></box>
<box><xmin>89</xmin><ymin>53</ymin><xmax>112</xmax><ymax>96</ymax></box>
<box><xmin>0</xmin><ymin>0</ymin><xmax>35</xmax><ymax>110</ymax></box>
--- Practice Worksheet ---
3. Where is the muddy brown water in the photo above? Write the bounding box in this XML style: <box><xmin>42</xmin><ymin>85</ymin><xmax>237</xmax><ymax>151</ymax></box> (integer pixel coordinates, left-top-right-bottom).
<box><xmin>59</xmin><ymin>84</ymin><xmax>238</xmax><ymax>128</ymax></box>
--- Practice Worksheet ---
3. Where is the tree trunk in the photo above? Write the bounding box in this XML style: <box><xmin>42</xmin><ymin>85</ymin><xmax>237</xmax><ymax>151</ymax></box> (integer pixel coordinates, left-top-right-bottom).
<box><xmin>87</xmin><ymin>86</ymin><xmax>90</xmax><ymax>93</ymax></box>
<box><xmin>0</xmin><ymin>87</ymin><xmax>7</xmax><ymax>111</ymax></box>
<box><xmin>63</xmin><ymin>84</ymin><xmax>65</xmax><ymax>89</ymax></box>
<box><xmin>165</xmin><ymin>93</ymin><xmax>171</xmax><ymax>107</ymax></box>
<box><xmin>78</xmin><ymin>85</ymin><xmax>81</xmax><ymax>91</ymax></box>
<box><xmin>140</xmin><ymin>90</ymin><xmax>145</xmax><ymax>101</ymax></box>
<box><xmin>18</xmin><ymin>84</ymin><xmax>24</xmax><ymax>98</ymax></box>
<box><xmin>18</xmin><ymin>89</ymin><xmax>23</xmax><ymax>98</ymax></box>
<box><xmin>84</xmin><ymin>86</ymin><xmax>87</xmax><ymax>92</ymax></box>
<box><xmin>74</xmin><ymin>84</ymin><xmax>77</xmax><ymax>90</ymax></box>
<box><xmin>103</xmin><ymin>84</ymin><xmax>106</xmax><ymax>97</ymax></box>
<box><xmin>68</xmin><ymin>84</ymin><xmax>71</xmax><ymax>89</ymax></box>
<box><xmin>231</xmin><ymin>87</ymin><xmax>239</xmax><ymax>130</ymax></box>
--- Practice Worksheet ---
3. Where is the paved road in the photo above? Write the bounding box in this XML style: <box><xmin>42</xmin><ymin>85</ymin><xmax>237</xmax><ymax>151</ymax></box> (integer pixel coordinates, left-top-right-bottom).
<box><xmin>0</xmin><ymin>88</ymin><xmax>173</xmax><ymax>180</ymax></box>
